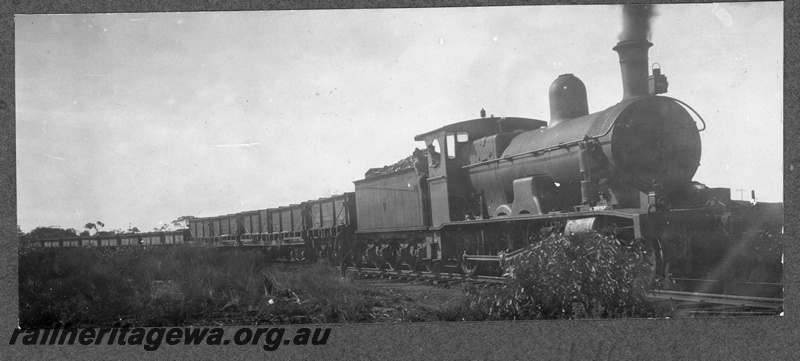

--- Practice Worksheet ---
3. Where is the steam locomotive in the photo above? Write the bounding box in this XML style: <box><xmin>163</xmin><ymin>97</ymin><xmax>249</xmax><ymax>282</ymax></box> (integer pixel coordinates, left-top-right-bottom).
<box><xmin>38</xmin><ymin>12</ymin><xmax>783</xmax><ymax>294</ymax></box>
<box><xmin>349</xmin><ymin>37</ymin><xmax>783</xmax><ymax>291</ymax></box>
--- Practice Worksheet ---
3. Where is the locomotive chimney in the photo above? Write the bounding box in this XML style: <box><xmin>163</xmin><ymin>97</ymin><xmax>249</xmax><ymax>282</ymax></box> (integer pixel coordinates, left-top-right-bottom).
<box><xmin>613</xmin><ymin>40</ymin><xmax>652</xmax><ymax>100</ymax></box>
<box><xmin>615</xmin><ymin>4</ymin><xmax>655</xmax><ymax>100</ymax></box>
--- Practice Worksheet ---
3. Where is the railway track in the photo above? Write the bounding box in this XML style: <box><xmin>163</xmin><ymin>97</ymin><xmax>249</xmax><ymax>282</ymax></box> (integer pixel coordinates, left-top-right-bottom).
<box><xmin>647</xmin><ymin>290</ymin><xmax>783</xmax><ymax>316</ymax></box>
<box><xmin>346</xmin><ymin>266</ymin><xmax>505</xmax><ymax>287</ymax></box>
<box><xmin>346</xmin><ymin>266</ymin><xmax>784</xmax><ymax>316</ymax></box>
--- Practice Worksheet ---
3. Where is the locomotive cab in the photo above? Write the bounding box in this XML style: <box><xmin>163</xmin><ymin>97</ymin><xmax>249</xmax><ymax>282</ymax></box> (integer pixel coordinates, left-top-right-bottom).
<box><xmin>414</xmin><ymin>117</ymin><xmax>547</xmax><ymax>227</ymax></box>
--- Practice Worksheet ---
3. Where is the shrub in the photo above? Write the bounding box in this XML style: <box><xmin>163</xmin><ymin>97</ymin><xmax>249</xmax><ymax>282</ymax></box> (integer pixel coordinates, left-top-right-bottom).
<box><xmin>19</xmin><ymin>246</ymin><xmax>385</xmax><ymax>327</ymax></box>
<box><xmin>467</xmin><ymin>232</ymin><xmax>664</xmax><ymax>320</ymax></box>
<box><xmin>263</xmin><ymin>264</ymin><xmax>377</xmax><ymax>324</ymax></box>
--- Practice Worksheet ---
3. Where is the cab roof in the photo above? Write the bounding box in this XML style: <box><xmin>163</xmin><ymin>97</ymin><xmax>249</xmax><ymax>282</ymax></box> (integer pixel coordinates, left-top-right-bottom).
<box><xmin>414</xmin><ymin>116</ymin><xmax>547</xmax><ymax>141</ymax></box>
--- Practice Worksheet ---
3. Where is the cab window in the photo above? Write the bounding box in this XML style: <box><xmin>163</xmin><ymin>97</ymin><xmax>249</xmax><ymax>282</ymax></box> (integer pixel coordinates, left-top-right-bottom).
<box><xmin>446</xmin><ymin>133</ymin><xmax>456</xmax><ymax>159</ymax></box>
<box><xmin>428</xmin><ymin>139</ymin><xmax>441</xmax><ymax>167</ymax></box>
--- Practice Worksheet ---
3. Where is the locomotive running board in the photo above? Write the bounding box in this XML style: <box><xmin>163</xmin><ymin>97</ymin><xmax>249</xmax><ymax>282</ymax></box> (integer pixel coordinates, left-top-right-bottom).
<box><xmin>463</xmin><ymin>244</ymin><xmax>542</xmax><ymax>263</ymax></box>
<box><xmin>442</xmin><ymin>208</ymin><xmax>644</xmax><ymax>229</ymax></box>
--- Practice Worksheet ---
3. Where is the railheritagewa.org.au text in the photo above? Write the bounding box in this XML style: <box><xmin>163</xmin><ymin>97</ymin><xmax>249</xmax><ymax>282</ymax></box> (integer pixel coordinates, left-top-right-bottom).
<box><xmin>9</xmin><ymin>326</ymin><xmax>331</xmax><ymax>351</ymax></box>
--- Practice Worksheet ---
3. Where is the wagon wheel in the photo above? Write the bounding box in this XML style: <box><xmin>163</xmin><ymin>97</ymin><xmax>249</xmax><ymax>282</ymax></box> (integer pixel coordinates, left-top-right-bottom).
<box><xmin>498</xmin><ymin>224</ymin><xmax>529</xmax><ymax>252</ymax></box>
<box><xmin>647</xmin><ymin>238</ymin><xmax>667</xmax><ymax>281</ymax></box>
<box><xmin>629</xmin><ymin>238</ymin><xmax>667</xmax><ymax>284</ymax></box>
<box><xmin>386</xmin><ymin>260</ymin><xmax>400</xmax><ymax>271</ymax></box>
<box><xmin>352</xmin><ymin>252</ymin><xmax>365</xmax><ymax>269</ymax></box>
<box><xmin>405</xmin><ymin>246</ymin><xmax>419</xmax><ymax>271</ymax></box>
<box><xmin>328</xmin><ymin>249</ymin><xmax>337</xmax><ymax>265</ymax></box>
<box><xmin>460</xmin><ymin>250</ymin><xmax>479</xmax><ymax>277</ymax></box>
<box><xmin>424</xmin><ymin>260</ymin><xmax>441</xmax><ymax>273</ymax></box>
<box><xmin>384</xmin><ymin>246</ymin><xmax>401</xmax><ymax>271</ymax></box>
<box><xmin>602</xmin><ymin>223</ymin><xmax>621</xmax><ymax>237</ymax></box>
<box><xmin>367</xmin><ymin>245</ymin><xmax>385</xmax><ymax>270</ymax></box>
<box><xmin>407</xmin><ymin>257</ymin><xmax>418</xmax><ymax>272</ymax></box>
<box><xmin>482</xmin><ymin>262</ymin><xmax>505</xmax><ymax>277</ymax></box>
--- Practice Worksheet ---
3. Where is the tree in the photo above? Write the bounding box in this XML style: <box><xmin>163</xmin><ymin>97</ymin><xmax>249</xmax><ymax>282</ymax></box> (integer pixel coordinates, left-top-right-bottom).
<box><xmin>84</xmin><ymin>221</ymin><xmax>105</xmax><ymax>235</ymax></box>
<box><xmin>17</xmin><ymin>225</ymin><xmax>29</xmax><ymax>244</ymax></box>
<box><xmin>321</xmin><ymin>188</ymin><xmax>342</xmax><ymax>198</ymax></box>
<box><xmin>170</xmin><ymin>215</ymin><xmax>197</xmax><ymax>229</ymax></box>
<box><xmin>27</xmin><ymin>226</ymin><xmax>79</xmax><ymax>241</ymax></box>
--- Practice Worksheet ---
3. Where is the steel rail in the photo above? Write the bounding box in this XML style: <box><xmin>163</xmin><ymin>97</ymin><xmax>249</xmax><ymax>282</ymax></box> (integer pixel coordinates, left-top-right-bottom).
<box><xmin>348</xmin><ymin>267</ymin><xmax>782</xmax><ymax>313</ymax></box>
<box><xmin>647</xmin><ymin>290</ymin><xmax>783</xmax><ymax>309</ymax></box>
<box><xmin>347</xmin><ymin>267</ymin><xmax>505</xmax><ymax>285</ymax></box>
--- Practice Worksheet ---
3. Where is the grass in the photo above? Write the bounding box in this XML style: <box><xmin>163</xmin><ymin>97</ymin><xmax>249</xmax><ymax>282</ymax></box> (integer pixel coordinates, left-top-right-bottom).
<box><xmin>19</xmin><ymin>234</ymin><xmax>672</xmax><ymax>328</ymax></box>
<box><xmin>18</xmin><ymin>245</ymin><xmax>469</xmax><ymax>328</ymax></box>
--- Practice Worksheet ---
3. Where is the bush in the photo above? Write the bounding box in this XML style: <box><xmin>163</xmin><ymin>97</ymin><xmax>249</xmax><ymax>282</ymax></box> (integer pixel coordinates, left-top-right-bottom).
<box><xmin>18</xmin><ymin>246</ymin><xmax>388</xmax><ymax>327</ymax></box>
<box><xmin>18</xmin><ymin>234</ymin><xmax>669</xmax><ymax>326</ymax></box>
<box><xmin>466</xmin><ymin>232</ymin><xmax>665</xmax><ymax>320</ymax></box>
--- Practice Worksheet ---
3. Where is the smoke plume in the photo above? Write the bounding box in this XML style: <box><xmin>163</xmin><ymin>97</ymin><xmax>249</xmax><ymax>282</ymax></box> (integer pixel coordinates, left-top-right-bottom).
<box><xmin>620</xmin><ymin>4</ymin><xmax>656</xmax><ymax>41</ymax></box>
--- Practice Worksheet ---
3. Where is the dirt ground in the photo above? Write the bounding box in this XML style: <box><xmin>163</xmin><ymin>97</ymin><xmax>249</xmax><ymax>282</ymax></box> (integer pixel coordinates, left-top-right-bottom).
<box><xmin>348</xmin><ymin>277</ymin><xmax>470</xmax><ymax>322</ymax></box>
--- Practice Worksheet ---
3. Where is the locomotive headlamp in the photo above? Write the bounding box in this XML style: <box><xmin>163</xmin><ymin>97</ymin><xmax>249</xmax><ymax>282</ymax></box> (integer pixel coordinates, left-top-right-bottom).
<box><xmin>656</xmin><ymin>196</ymin><xmax>672</xmax><ymax>212</ymax></box>
<box><xmin>648</xmin><ymin>63</ymin><xmax>668</xmax><ymax>95</ymax></box>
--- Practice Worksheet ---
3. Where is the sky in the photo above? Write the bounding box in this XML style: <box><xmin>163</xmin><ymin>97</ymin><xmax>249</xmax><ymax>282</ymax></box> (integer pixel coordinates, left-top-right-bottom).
<box><xmin>15</xmin><ymin>3</ymin><xmax>783</xmax><ymax>233</ymax></box>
